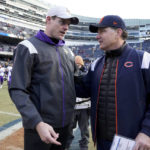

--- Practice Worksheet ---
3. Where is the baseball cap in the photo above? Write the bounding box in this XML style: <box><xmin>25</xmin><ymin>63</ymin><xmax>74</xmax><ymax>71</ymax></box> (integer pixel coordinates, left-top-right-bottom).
<box><xmin>89</xmin><ymin>15</ymin><xmax>126</xmax><ymax>33</ymax></box>
<box><xmin>47</xmin><ymin>6</ymin><xmax>79</xmax><ymax>25</ymax></box>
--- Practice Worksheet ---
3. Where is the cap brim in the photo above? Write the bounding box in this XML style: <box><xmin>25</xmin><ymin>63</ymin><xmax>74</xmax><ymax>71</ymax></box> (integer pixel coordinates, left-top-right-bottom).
<box><xmin>70</xmin><ymin>17</ymin><xmax>79</xmax><ymax>25</ymax></box>
<box><xmin>89</xmin><ymin>24</ymin><xmax>107</xmax><ymax>33</ymax></box>
<box><xmin>89</xmin><ymin>25</ymin><xmax>99</xmax><ymax>33</ymax></box>
<box><xmin>59</xmin><ymin>16</ymin><xmax>79</xmax><ymax>25</ymax></box>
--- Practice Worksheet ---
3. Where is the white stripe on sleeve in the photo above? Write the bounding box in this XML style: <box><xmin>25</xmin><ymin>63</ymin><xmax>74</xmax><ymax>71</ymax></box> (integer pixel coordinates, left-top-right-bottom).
<box><xmin>141</xmin><ymin>51</ymin><xmax>150</xmax><ymax>69</ymax></box>
<box><xmin>19</xmin><ymin>40</ymin><xmax>38</xmax><ymax>54</ymax></box>
<box><xmin>91</xmin><ymin>58</ymin><xmax>100</xmax><ymax>71</ymax></box>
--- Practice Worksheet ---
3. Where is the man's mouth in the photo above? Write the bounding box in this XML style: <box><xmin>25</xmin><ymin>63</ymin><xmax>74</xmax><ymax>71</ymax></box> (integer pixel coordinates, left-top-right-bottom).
<box><xmin>98</xmin><ymin>40</ymin><xmax>103</xmax><ymax>44</ymax></box>
<box><xmin>60</xmin><ymin>31</ymin><xmax>65</xmax><ymax>35</ymax></box>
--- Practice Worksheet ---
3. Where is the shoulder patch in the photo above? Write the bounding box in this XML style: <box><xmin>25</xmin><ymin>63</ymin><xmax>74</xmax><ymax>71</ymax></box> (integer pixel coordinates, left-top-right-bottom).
<box><xmin>19</xmin><ymin>40</ymin><xmax>38</xmax><ymax>54</ymax></box>
<box><xmin>141</xmin><ymin>51</ymin><xmax>150</xmax><ymax>69</ymax></box>
<box><xmin>91</xmin><ymin>58</ymin><xmax>100</xmax><ymax>71</ymax></box>
<box><xmin>69</xmin><ymin>50</ymin><xmax>74</xmax><ymax>57</ymax></box>
<box><xmin>64</xmin><ymin>48</ymin><xmax>74</xmax><ymax>57</ymax></box>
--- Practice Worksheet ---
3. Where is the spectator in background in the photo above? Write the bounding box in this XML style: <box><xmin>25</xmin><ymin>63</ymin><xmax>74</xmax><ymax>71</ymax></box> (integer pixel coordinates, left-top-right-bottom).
<box><xmin>7</xmin><ymin>63</ymin><xmax>13</xmax><ymax>88</ymax></box>
<box><xmin>9</xmin><ymin>5</ymin><xmax>79</xmax><ymax>150</ymax></box>
<box><xmin>66</xmin><ymin>56</ymin><xmax>91</xmax><ymax>150</ymax></box>
<box><xmin>0</xmin><ymin>64</ymin><xmax>5</xmax><ymax>88</ymax></box>
<box><xmin>76</xmin><ymin>15</ymin><xmax>150</xmax><ymax>150</ymax></box>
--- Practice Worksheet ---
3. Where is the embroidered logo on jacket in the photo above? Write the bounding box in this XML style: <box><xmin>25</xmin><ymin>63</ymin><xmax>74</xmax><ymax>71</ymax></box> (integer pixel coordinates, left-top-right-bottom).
<box><xmin>124</xmin><ymin>61</ymin><xmax>134</xmax><ymax>68</ymax></box>
<box><xmin>64</xmin><ymin>49</ymin><xmax>68</xmax><ymax>54</ymax></box>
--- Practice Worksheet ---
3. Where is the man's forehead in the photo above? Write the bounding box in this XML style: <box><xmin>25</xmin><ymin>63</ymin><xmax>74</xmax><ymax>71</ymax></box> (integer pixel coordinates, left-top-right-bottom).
<box><xmin>98</xmin><ymin>27</ymin><xmax>116</xmax><ymax>31</ymax></box>
<box><xmin>58</xmin><ymin>17</ymin><xmax>71</xmax><ymax>22</ymax></box>
<box><xmin>56</xmin><ymin>17</ymin><xmax>71</xmax><ymax>24</ymax></box>
<box><xmin>98</xmin><ymin>27</ymin><xmax>108</xmax><ymax>31</ymax></box>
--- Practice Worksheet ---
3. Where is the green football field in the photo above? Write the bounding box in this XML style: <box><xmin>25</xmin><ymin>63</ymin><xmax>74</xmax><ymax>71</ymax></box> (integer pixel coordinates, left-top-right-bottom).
<box><xmin>0</xmin><ymin>81</ymin><xmax>96</xmax><ymax>149</ymax></box>
<box><xmin>0</xmin><ymin>81</ymin><xmax>20</xmax><ymax>126</ymax></box>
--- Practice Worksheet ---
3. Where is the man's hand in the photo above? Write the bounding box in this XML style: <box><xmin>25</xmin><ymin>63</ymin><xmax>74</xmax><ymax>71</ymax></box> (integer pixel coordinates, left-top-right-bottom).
<box><xmin>133</xmin><ymin>133</ymin><xmax>150</xmax><ymax>150</ymax></box>
<box><xmin>36</xmin><ymin>122</ymin><xmax>61</xmax><ymax>145</ymax></box>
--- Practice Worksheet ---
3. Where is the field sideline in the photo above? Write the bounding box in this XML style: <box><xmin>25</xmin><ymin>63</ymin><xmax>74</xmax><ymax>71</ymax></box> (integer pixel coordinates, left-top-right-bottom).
<box><xmin>0</xmin><ymin>81</ymin><xmax>96</xmax><ymax>150</ymax></box>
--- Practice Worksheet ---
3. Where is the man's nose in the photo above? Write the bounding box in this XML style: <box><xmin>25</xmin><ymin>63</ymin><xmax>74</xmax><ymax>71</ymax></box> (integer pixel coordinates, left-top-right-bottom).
<box><xmin>63</xmin><ymin>24</ymin><xmax>69</xmax><ymax>30</ymax></box>
<box><xmin>96</xmin><ymin>33</ymin><xmax>100</xmax><ymax>39</ymax></box>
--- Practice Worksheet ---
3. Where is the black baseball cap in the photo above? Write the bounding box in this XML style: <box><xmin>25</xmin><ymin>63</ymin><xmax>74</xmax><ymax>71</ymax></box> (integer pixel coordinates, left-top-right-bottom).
<box><xmin>89</xmin><ymin>15</ymin><xmax>126</xmax><ymax>33</ymax></box>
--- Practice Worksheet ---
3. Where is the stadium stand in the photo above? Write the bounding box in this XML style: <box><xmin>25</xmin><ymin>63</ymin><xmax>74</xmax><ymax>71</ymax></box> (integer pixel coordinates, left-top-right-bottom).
<box><xmin>0</xmin><ymin>1</ymin><xmax>150</xmax><ymax>150</ymax></box>
<box><xmin>0</xmin><ymin>0</ymin><xmax>150</xmax><ymax>66</ymax></box>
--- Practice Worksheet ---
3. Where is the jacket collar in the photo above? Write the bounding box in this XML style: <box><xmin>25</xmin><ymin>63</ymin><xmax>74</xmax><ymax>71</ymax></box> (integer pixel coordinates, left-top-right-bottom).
<box><xmin>35</xmin><ymin>30</ymin><xmax>65</xmax><ymax>46</ymax></box>
<box><xmin>105</xmin><ymin>42</ymin><xmax>127</xmax><ymax>57</ymax></box>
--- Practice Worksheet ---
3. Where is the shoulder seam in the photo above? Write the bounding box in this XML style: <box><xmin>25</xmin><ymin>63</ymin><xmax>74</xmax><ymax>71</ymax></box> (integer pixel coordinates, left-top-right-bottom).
<box><xmin>19</xmin><ymin>40</ymin><xmax>38</xmax><ymax>54</ymax></box>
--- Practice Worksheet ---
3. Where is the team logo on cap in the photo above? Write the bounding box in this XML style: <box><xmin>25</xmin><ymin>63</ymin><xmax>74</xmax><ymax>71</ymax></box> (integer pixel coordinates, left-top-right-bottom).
<box><xmin>113</xmin><ymin>21</ymin><xmax>118</xmax><ymax>25</ymax></box>
<box><xmin>124</xmin><ymin>61</ymin><xmax>133</xmax><ymax>68</ymax></box>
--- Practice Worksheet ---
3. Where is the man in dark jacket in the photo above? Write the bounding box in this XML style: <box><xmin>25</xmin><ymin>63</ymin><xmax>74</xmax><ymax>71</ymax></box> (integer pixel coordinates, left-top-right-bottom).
<box><xmin>76</xmin><ymin>15</ymin><xmax>150</xmax><ymax>150</ymax></box>
<box><xmin>9</xmin><ymin>5</ymin><xmax>79</xmax><ymax>150</ymax></box>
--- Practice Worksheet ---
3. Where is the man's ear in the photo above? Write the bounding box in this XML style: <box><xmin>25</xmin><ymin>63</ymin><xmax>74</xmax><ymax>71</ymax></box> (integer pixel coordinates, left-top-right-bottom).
<box><xmin>46</xmin><ymin>16</ymin><xmax>51</xmax><ymax>24</ymax></box>
<box><xmin>117</xmin><ymin>28</ymin><xmax>123</xmax><ymax>36</ymax></box>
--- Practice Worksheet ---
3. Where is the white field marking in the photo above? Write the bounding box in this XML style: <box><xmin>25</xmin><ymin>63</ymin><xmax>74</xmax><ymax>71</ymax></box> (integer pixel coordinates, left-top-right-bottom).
<box><xmin>0</xmin><ymin>121</ymin><xmax>22</xmax><ymax>140</ymax></box>
<box><xmin>0</xmin><ymin>111</ymin><xmax>21</xmax><ymax>117</ymax></box>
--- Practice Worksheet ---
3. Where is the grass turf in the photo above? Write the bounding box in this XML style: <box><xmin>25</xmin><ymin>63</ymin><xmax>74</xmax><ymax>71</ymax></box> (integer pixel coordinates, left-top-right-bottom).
<box><xmin>0</xmin><ymin>81</ymin><xmax>20</xmax><ymax>126</ymax></box>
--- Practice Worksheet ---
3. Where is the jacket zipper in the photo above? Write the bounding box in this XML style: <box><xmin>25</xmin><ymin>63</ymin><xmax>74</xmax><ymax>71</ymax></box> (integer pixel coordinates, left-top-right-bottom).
<box><xmin>115</xmin><ymin>59</ymin><xmax>119</xmax><ymax>134</ymax></box>
<box><xmin>56</xmin><ymin>47</ymin><xmax>65</xmax><ymax>127</ymax></box>
<box><xmin>94</xmin><ymin>64</ymin><xmax>106</xmax><ymax>144</ymax></box>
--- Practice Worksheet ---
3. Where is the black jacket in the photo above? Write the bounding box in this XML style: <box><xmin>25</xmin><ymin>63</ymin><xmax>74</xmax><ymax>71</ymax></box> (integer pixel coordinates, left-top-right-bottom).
<box><xmin>9</xmin><ymin>33</ymin><xmax>77</xmax><ymax>129</ymax></box>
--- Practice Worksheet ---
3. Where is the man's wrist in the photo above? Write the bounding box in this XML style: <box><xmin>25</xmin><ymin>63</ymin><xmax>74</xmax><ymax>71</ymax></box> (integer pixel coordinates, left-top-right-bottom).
<box><xmin>35</xmin><ymin>121</ymin><xmax>44</xmax><ymax>130</ymax></box>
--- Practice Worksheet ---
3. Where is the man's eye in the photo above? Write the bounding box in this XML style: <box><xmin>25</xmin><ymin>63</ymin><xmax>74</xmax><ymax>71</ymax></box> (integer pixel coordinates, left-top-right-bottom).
<box><xmin>59</xmin><ymin>20</ymin><xmax>65</xmax><ymax>25</ymax></box>
<box><xmin>101</xmin><ymin>30</ymin><xmax>105</xmax><ymax>33</ymax></box>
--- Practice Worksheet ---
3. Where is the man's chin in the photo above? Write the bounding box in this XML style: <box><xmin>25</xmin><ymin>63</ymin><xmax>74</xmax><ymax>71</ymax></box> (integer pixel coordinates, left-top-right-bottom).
<box><xmin>100</xmin><ymin>46</ymin><xmax>103</xmax><ymax>49</ymax></box>
<box><xmin>58</xmin><ymin>36</ymin><xmax>64</xmax><ymax>40</ymax></box>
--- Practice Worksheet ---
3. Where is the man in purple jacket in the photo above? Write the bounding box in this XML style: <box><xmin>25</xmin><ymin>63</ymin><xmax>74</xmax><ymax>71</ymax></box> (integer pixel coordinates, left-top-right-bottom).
<box><xmin>9</xmin><ymin>5</ymin><xmax>79</xmax><ymax>150</ymax></box>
